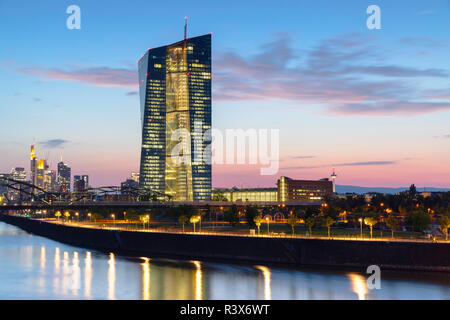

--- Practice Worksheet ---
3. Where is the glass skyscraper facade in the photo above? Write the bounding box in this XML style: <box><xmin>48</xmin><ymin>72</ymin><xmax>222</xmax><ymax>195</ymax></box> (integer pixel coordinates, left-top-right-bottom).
<box><xmin>138</xmin><ymin>34</ymin><xmax>212</xmax><ymax>201</ymax></box>
<box><xmin>57</xmin><ymin>162</ymin><xmax>71</xmax><ymax>193</ymax></box>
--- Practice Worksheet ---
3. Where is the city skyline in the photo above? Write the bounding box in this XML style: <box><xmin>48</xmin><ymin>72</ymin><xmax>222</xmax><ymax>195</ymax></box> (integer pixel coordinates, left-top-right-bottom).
<box><xmin>0</xmin><ymin>0</ymin><xmax>449</xmax><ymax>189</ymax></box>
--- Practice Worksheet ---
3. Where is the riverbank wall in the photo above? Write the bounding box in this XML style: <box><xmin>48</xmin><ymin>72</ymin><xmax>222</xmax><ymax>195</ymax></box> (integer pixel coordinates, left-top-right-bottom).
<box><xmin>1</xmin><ymin>213</ymin><xmax>448</xmax><ymax>272</ymax></box>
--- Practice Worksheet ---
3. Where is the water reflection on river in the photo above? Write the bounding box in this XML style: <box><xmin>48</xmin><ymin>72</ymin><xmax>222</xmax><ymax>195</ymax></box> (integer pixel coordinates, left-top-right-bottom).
<box><xmin>0</xmin><ymin>222</ymin><xmax>449</xmax><ymax>300</ymax></box>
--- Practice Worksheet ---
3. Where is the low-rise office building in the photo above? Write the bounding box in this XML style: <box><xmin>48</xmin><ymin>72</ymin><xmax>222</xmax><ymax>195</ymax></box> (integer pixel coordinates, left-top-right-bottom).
<box><xmin>277</xmin><ymin>176</ymin><xmax>332</xmax><ymax>202</ymax></box>
<box><xmin>213</xmin><ymin>176</ymin><xmax>332</xmax><ymax>203</ymax></box>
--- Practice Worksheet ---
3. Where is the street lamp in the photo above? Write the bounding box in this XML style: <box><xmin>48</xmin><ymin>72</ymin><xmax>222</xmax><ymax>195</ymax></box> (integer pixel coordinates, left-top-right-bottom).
<box><xmin>146</xmin><ymin>215</ymin><xmax>150</xmax><ymax>230</ymax></box>
<box><xmin>63</xmin><ymin>211</ymin><xmax>70</xmax><ymax>223</ymax></box>
<box><xmin>88</xmin><ymin>213</ymin><xmax>92</xmax><ymax>222</ymax></box>
<box><xmin>75</xmin><ymin>212</ymin><xmax>79</xmax><ymax>222</ymax></box>
<box><xmin>266</xmin><ymin>216</ymin><xmax>270</xmax><ymax>235</ymax></box>
<box><xmin>111</xmin><ymin>214</ymin><xmax>115</xmax><ymax>226</ymax></box>
<box><xmin>358</xmin><ymin>218</ymin><xmax>363</xmax><ymax>238</ymax></box>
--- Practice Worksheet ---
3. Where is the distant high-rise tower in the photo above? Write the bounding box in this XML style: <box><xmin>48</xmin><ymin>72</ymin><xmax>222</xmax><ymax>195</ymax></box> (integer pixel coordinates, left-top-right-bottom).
<box><xmin>73</xmin><ymin>175</ymin><xmax>86</xmax><ymax>192</ymax></box>
<box><xmin>331</xmin><ymin>168</ymin><xmax>337</xmax><ymax>193</ymax></box>
<box><xmin>30</xmin><ymin>144</ymin><xmax>37</xmax><ymax>186</ymax></box>
<box><xmin>57</xmin><ymin>161</ymin><xmax>71</xmax><ymax>192</ymax></box>
<box><xmin>81</xmin><ymin>175</ymin><xmax>89</xmax><ymax>189</ymax></box>
<box><xmin>30</xmin><ymin>144</ymin><xmax>49</xmax><ymax>191</ymax></box>
<box><xmin>138</xmin><ymin>32</ymin><xmax>212</xmax><ymax>201</ymax></box>
<box><xmin>8</xmin><ymin>167</ymin><xmax>27</xmax><ymax>201</ymax></box>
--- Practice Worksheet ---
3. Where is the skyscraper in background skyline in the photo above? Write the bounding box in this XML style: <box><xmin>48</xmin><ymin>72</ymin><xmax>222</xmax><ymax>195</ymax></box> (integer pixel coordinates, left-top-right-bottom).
<box><xmin>138</xmin><ymin>33</ymin><xmax>212</xmax><ymax>201</ymax></box>
<box><xmin>73</xmin><ymin>175</ymin><xmax>89</xmax><ymax>192</ymax></box>
<box><xmin>57</xmin><ymin>161</ymin><xmax>71</xmax><ymax>192</ymax></box>
<box><xmin>44</xmin><ymin>169</ymin><xmax>57</xmax><ymax>192</ymax></box>
<box><xmin>30</xmin><ymin>145</ymin><xmax>37</xmax><ymax>187</ymax></box>
<box><xmin>8</xmin><ymin>167</ymin><xmax>26</xmax><ymax>201</ymax></box>
<box><xmin>30</xmin><ymin>144</ymin><xmax>49</xmax><ymax>192</ymax></box>
<box><xmin>82</xmin><ymin>175</ymin><xmax>89</xmax><ymax>189</ymax></box>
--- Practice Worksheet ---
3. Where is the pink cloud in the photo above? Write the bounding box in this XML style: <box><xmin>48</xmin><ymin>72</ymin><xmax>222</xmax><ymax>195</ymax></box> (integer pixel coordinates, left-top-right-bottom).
<box><xmin>18</xmin><ymin>66</ymin><xmax>137</xmax><ymax>88</ymax></box>
<box><xmin>214</xmin><ymin>33</ymin><xmax>450</xmax><ymax>116</ymax></box>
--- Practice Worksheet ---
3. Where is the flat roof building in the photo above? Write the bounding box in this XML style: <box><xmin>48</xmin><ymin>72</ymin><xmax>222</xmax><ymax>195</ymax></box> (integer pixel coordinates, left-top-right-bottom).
<box><xmin>277</xmin><ymin>176</ymin><xmax>333</xmax><ymax>202</ymax></box>
<box><xmin>212</xmin><ymin>187</ymin><xmax>277</xmax><ymax>202</ymax></box>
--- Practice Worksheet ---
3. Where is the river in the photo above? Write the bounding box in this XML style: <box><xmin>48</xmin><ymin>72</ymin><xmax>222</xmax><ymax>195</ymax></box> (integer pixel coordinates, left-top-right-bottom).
<box><xmin>0</xmin><ymin>221</ymin><xmax>448</xmax><ymax>300</ymax></box>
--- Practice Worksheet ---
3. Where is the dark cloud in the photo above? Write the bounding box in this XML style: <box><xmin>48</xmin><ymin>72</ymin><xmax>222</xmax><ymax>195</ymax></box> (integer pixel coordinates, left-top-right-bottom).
<box><xmin>38</xmin><ymin>139</ymin><xmax>69</xmax><ymax>148</ymax></box>
<box><xmin>331</xmin><ymin>101</ymin><xmax>450</xmax><ymax>116</ymax></box>
<box><xmin>434</xmin><ymin>134</ymin><xmax>450</xmax><ymax>139</ymax></box>
<box><xmin>126</xmin><ymin>91</ymin><xmax>138</xmax><ymax>96</ymax></box>
<box><xmin>33</xmin><ymin>97</ymin><xmax>42</xmax><ymax>102</ymax></box>
<box><xmin>292</xmin><ymin>155</ymin><xmax>316</xmax><ymax>159</ymax></box>
<box><xmin>400</xmin><ymin>37</ymin><xmax>448</xmax><ymax>48</ymax></box>
<box><xmin>336</xmin><ymin>161</ymin><xmax>396</xmax><ymax>167</ymax></box>
<box><xmin>283</xmin><ymin>160</ymin><xmax>396</xmax><ymax>170</ymax></box>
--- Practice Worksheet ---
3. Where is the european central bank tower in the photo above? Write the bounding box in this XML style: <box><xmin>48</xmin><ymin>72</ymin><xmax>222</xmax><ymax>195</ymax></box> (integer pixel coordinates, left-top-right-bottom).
<box><xmin>138</xmin><ymin>34</ymin><xmax>212</xmax><ymax>201</ymax></box>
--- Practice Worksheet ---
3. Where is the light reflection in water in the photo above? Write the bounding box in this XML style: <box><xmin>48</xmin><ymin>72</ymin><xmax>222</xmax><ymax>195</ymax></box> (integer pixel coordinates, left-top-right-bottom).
<box><xmin>72</xmin><ymin>251</ymin><xmax>80</xmax><ymax>296</ymax></box>
<box><xmin>62</xmin><ymin>251</ymin><xmax>69</xmax><ymax>294</ymax></box>
<box><xmin>192</xmin><ymin>261</ymin><xmax>203</xmax><ymax>300</ymax></box>
<box><xmin>84</xmin><ymin>252</ymin><xmax>92</xmax><ymax>298</ymax></box>
<box><xmin>40</xmin><ymin>246</ymin><xmax>46</xmax><ymax>271</ymax></box>
<box><xmin>348</xmin><ymin>273</ymin><xmax>368</xmax><ymax>300</ymax></box>
<box><xmin>140</xmin><ymin>257</ymin><xmax>151</xmax><ymax>300</ymax></box>
<box><xmin>24</xmin><ymin>246</ymin><xmax>32</xmax><ymax>269</ymax></box>
<box><xmin>108</xmin><ymin>253</ymin><xmax>116</xmax><ymax>300</ymax></box>
<box><xmin>0</xmin><ymin>219</ymin><xmax>449</xmax><ymax>300</ymax></box>
<box><xmin>54</xmin><ymin>248</ymin><xmax>60</xmax><ymax>273</ymax></box>
<box><xmin>53</xmin><ymin>248</ymin><xmax>60</xmax><ymax>294</ymax></box>
<box><xmin>255</xmin><ymin>266</ymin><xmax>272</xmax><ymax>300</ymax></box>
<box><xmin>38</xmin><ymin>246</ymin><xmax>46</xmax><ymax>291</ymax></box>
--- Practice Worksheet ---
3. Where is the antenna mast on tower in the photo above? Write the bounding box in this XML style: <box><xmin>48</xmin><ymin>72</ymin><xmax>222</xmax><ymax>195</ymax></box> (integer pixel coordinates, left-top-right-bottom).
<box><xmin>184</xmin><ymin>16</ymin><xmax>188</xmax><ymax>40</ymax></box>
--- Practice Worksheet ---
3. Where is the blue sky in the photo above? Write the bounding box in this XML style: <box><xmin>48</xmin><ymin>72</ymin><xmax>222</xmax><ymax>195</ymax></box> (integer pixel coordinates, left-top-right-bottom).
<box><xmin>0</xmin><ymin>0</ymin><xmax>449</xmax><ymax>188</ymax></box>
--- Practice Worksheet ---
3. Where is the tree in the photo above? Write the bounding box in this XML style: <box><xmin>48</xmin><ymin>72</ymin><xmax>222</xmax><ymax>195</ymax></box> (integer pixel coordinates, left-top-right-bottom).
<box><xmin>125</xmin><ymin>210</ymin><xmax>140</xmax><ymax>222</ymax></box>
<box><xmin>305</xmin><ymin>206</ymin><xmax>320</xmax><ymax>218</ymax></box>
<box><xmin>305</xmin><ymin>217</ymin><xmax>315</xmax><ymax>237</ymax></box>
<box><xmin>253</xmin><ymin>215</ymin><xmax>263</xmax><ymax>235</ymax></box>
<box><xmin>440</xmin><ymin>215</ymin><xmax>450</xmax><ymax>241</ymax></box>
<box><xmin>224</xmin><ymin>205</ymin><xmax>239</xmax><ymax>227</ymax></box>
<box><xmin>294</xmin><ymin>208</ymin><xmax>306</xmax><ymax>220</ymax></box>
<box><xmin>385</xmin><ymin>216</ymin><xmax>399</xmax><ymax>239</ymax></box>
<box><xmin>320</xmin><ymin>205</ymin><xmax>339</xmax><ymax>220</ymax></box>
<box><xmin>322</xmin><ymin>216</ymin><xmax>335</xmax><ymax>238</ymax></box>
<box><xmin>140</xmin><ymin>214</ymin><xmax>150</xmax><ymax>229</ymax></box>
<box><xmin>245</xmin><ymin>205</ymin><xmax>258</xmax><ymax>227</ymax></box>
<box><xmin>364</xmin><ymin>216</ymin><xmax>378</xmax><ymax>238</ymax></box>
<box><xmin>91</xmin><ymin>212</ymin><xmax>103</xmax><ymax>222</ymax></box>
<box><xmin>178</xmin><ymin>215</ymin><xmax>188</xmax><ymax>233</ymax></box>
<box><xmin>287</xmin><ymin>215</ymin><xmax>298</xmax><ymax>236</ymax></box>
<box><xmin>407</xmin><ymin>211</ymin><xmax>431</xmax><ymax>232</ymax></box>
<box><xmin>63</xmin><ymin>211</ymin><xmax>70</xmax><ymax>222</ymax></box>
<box><xmin>189</xmin><ymin>215</ymin><xmax>200</xmax><ymax>232</ymax></box>
<box><xmin>211</xmin><ymin>191</ymin><xmax>228</xmax><ymax>201</ymax></box>
<box><xmin>55</xmin><ymin>211</ymin><xmax>61</xmax><ymax>221</ymax></box>
<box><xmin>166</xmin><ymin>205</ymin><xmax>197</xmax><ymax>220</ymax></box>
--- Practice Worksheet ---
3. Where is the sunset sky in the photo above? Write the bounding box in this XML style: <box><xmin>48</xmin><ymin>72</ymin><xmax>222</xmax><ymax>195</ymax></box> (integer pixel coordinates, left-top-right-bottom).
<box><xmin>0</xmin><ymin>0</ymin><xmax>449</xmax><ymax>188</ymax></box>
